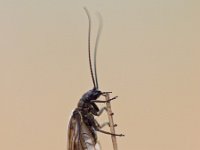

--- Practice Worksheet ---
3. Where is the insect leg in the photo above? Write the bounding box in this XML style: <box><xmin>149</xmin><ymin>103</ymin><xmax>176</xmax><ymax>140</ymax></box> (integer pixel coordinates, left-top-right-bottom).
<box><xmin>92</xmin><ymin>119</ymin><xmax>124</xmax><ymax>136</ymax></box>
<box><xmin>96</xmin><ymin>107</ymin><xmax>115</xmax><ymax>117</ymax></box>
<box><xmin>96</xmin><ymin>107</ymin><xmax>107</xmax><ymax>116</ymax></box>
<box><xmin>96</xmin><ymin>128</ymin><xmax>124</xmax><ymax>136</ymax></box>
<box><xmin>101</xmin><ymin>92</ymin><xmax>112</xmax><ymax>94</ymax></box>
<box><xmin>91</xmin><ymin>96</ymin><xmax>118</xmax><ymax>103</ymax></box>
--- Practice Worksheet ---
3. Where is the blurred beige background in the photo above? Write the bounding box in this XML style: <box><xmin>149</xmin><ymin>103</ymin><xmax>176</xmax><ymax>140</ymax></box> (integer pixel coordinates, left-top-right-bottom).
<box><xmin>0</xmin><ymin>0</ymin><xmax>200</xmax><ymax>150</ymax></box>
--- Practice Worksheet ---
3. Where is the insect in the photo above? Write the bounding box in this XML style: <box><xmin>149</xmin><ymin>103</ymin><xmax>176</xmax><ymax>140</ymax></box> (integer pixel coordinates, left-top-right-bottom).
<box><xmin>67</xmin><ymin>7</ymin><xmax>124</xmax><ymax>150</ymax></box>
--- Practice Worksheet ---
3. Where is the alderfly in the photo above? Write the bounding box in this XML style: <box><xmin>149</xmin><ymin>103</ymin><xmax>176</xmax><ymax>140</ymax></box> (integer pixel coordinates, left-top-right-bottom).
<box><xmin>67</xmin><ymin>7</ymin><xmax>124</xmax><ymax>150</ymax></box>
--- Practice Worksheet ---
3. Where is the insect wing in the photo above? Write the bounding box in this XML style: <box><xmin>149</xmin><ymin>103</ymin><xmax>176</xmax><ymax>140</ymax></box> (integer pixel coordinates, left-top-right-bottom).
<box><xmin>95</xmin><ymin>141</ymin><xmax>101</xmax><ymax>150</ymax></box>
<box><xmin>80</xmin><ymin>122</ymin><xmax>98</xmax><ymax>150</ymax></box>
<box><xmin>67</xmin><ymin>113</ymin><xmax>83</xmax><ymax>150</ymax></box>
<box><xmin>67</xmin><ymin>111</ymin><xmax>101</xmax><ymax>150</ymax></box>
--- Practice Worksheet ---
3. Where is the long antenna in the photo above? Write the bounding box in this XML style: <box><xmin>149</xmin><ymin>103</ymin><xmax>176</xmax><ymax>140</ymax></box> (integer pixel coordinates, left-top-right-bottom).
<box><xmin>94</xmin><ymin>12</ymin><xmax>103</xmax><ymax>89</ymax></box>
<box><xmin>84</xmin><ymin>7</ymin><xmax>96</xmax><ymax>88</ymax></box>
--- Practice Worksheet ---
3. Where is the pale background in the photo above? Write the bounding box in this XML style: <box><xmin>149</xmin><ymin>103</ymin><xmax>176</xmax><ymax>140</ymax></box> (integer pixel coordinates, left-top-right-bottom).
<box><xmin>0</xmin><ymin>0</ymin><xmax>200</xmax><ymax>150</ymax></box>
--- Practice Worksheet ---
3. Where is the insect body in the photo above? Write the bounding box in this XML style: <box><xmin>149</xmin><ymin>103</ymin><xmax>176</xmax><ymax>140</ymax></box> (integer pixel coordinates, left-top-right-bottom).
<box><xmin>67</xmin><ymin>7</ymin><xmax>124</xmax><ymax>150</ymax></box>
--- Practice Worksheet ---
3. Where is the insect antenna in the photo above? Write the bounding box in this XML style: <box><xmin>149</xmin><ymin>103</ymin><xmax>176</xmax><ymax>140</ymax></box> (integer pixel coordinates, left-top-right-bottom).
<box><xmin>94</xmin><ymin>12</ymin><xmax>103</xmax><ymax>89</ymax></box>
<box><xmin>84</xmin><ymin>7</ymin><xmax>96</xmax><ymax>88</ymax></box>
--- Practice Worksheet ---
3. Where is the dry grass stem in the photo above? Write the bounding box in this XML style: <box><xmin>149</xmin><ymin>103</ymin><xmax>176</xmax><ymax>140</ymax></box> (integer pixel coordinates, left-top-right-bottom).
<box><xmin>104</xmin><ymin>93</ymin><xmax>118</xmax><ymax>150</ymax></box>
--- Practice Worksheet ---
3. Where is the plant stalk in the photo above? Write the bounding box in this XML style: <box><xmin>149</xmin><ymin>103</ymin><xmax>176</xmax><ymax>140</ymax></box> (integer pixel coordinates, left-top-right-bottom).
<box><xmin>104</xmin><ymin>93</ymin><xmax>118</xmax><ymax>150</ymax></box>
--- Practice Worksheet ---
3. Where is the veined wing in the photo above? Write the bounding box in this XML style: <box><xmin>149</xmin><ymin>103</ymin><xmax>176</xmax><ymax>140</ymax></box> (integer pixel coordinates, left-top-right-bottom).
<box><xmin>67</xmin><ymin>110</ymin><xmax>101</xmax><ymax>150</ymax></box>
<box><xmin>67</xmin><ymin>111</ymin><xmax>82</xmax><ymax>150</ymax></box>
